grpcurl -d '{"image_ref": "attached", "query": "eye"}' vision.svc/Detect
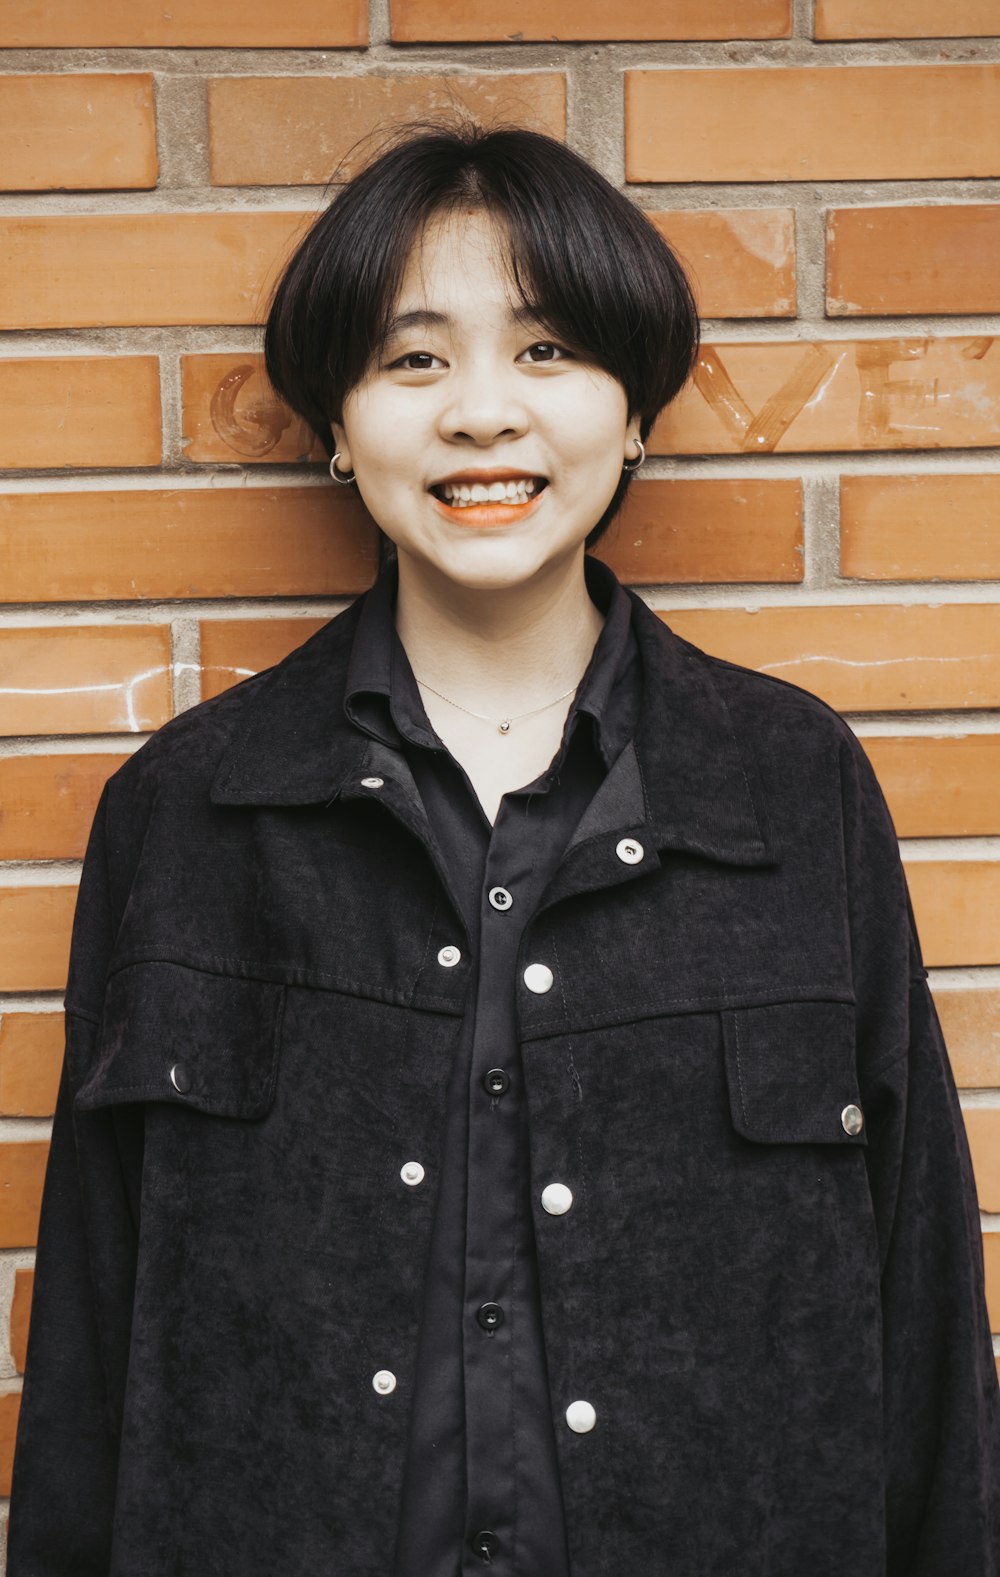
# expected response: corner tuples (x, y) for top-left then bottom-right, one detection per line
(517, 341), (568, 364)
(389, 351), (444, 371)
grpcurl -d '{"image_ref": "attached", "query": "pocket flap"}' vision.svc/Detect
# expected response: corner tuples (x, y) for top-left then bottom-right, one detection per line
(74, 960), (284, 1119)
(720, 999), (866, 1146)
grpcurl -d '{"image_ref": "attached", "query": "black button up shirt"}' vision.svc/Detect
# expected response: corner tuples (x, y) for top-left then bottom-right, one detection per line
(344, 554), (643, 1575)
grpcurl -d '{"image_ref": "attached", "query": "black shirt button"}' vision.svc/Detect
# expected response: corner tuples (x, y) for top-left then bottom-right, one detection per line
(476, 1301), (504, 1332)
(169, 1062), (191, 1093)
(483, 1067), (510, 1097)
(472, 1529), (499, 1562)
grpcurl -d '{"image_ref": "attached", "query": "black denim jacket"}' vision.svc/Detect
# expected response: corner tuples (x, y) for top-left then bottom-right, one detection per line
(8, 562), (999, 1576)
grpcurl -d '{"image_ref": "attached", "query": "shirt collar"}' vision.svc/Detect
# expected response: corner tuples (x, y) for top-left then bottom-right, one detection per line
(344, 555), (637, 771)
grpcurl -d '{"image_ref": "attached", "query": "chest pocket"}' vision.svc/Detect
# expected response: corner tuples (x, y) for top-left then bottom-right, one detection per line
(720, 998), (867, 1147)
(73, 959), (284, 1120)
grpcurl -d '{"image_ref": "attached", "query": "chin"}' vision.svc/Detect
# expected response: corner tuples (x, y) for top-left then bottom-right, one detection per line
(429, 538), (577, 591)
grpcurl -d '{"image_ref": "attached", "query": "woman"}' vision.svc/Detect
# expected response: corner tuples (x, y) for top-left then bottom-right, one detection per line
(9, 124), (998, 1576)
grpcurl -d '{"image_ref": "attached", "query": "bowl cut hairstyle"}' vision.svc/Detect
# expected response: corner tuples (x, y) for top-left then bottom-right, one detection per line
(263, 121), (700, 551)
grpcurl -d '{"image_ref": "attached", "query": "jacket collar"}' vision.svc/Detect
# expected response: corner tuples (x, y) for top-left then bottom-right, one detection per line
(210, 562), (776, 867)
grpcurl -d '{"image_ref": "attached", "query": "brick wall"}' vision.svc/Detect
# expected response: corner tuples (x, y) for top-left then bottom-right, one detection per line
(1, 0), (999, 1544)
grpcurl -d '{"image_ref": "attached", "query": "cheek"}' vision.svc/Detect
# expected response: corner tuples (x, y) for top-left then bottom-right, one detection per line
(552, 398), (628, 487)
(352, 393), (431, 485)
(550, 374), (627, 453)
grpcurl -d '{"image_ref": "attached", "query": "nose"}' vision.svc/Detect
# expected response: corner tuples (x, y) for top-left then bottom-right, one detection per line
(439, 358), (529, 448)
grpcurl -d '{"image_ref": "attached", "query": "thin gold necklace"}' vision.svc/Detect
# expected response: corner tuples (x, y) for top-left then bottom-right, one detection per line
(415, 676), (579, 735)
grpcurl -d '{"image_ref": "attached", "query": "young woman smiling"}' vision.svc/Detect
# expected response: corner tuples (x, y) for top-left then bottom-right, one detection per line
(8, 124), (998, 1577)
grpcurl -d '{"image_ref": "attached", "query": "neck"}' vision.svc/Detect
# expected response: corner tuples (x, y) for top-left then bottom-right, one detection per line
(392, 548), (605, 713)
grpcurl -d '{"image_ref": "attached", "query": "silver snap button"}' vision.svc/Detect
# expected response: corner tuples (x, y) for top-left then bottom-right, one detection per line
(566, 1399), (596, 1433)
(488, 886), (513, 912)
(841, 1103), (864, 1136)
(541, 1182), (573, 1216)
(360, 776), (384, 789)
(169, 1062), (191, 1093)
(523, 962), (554, 994)
(400, 1161), (425, 1187)
(437, 945), (461, 968)
(615, 837), (644, 865)
(372, 1370), (396, 1394)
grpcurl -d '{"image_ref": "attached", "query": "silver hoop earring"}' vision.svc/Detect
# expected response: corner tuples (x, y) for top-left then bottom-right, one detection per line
(622, 438), (645, 474)
(329, 453), (356, 485)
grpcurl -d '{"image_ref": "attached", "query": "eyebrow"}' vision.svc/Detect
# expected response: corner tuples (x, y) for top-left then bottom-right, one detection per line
(384, 304), (545, 338)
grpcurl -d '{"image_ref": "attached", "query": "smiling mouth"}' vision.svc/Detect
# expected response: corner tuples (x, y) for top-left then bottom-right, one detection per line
(429, 477), (548, 509)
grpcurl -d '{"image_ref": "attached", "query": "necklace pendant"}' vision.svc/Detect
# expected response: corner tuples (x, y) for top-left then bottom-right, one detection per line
(498, 718), (511, 735)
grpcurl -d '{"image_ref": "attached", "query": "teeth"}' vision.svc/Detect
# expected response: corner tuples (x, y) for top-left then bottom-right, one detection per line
(439, 478), (541, 507)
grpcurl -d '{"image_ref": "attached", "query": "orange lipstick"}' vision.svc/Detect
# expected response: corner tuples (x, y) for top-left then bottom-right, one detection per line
(429, 489), (547, 528)
(428, 468), (548, 529)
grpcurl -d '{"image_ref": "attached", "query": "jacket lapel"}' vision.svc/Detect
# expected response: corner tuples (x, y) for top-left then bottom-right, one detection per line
(210, 596), (372, 808)
(625, 588), (777, 867)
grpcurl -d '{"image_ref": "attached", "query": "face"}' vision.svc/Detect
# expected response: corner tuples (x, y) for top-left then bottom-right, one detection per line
(331, 208), (641, 593)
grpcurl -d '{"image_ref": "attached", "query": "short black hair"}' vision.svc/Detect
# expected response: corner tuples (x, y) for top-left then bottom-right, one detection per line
(263, 120), (699, 552)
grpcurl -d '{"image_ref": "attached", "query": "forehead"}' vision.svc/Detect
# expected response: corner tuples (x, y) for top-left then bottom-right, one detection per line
(395, 207), (519, 310)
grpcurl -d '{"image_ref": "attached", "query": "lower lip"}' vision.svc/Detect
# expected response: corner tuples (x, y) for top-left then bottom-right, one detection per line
(429, 488), (547, 528)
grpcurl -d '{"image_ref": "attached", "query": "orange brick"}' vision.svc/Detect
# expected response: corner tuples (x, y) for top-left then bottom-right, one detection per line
(964, 1109), (1000, 1209)
(391, 0), (790, 42)
(0, 1012), (63, 1118)
(209, 74), (566, 187)
(200, 618), (329, 701)
(651, 337), (1000, 456)
(0, 73), (156, 192)
(816, 0), (1000, 39)
(905, 862), (1000, 968)
(985, 1236), (1000, 1334)
(828, 206), (1000, 317)
(594, 478), (803, 585)
(0, 0), (365, 45)
(0, 357), (161, 470)
(0, 1139), (50, 1246)
(0, 626), (172, 736)
(861, 735), (1000, 839)
(651, 210), (796, 319)
(0, 754), (129, 861)
(931, 987), (1000, 1089)
(11, 1270), (33, 1373)
(659, 603), (1000, 712)
(0, 1392), (20, 1498)
(0, 212), (319, 330)
(0, 487), (378, 602)
(181, 355), (326, 466)
(626, 67), (1000, 183)
(0, 888), (76, 993)
(841, 475), (1000, 581)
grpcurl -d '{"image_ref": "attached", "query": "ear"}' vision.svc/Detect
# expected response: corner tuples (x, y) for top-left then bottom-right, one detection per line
(329, 421), (351, 472)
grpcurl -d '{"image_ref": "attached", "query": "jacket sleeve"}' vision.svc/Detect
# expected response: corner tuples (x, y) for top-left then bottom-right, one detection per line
(840, 733), (1000, 1575)
(7, 781), (143, 1577)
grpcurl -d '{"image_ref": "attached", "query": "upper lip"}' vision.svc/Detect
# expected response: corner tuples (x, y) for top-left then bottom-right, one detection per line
(430, 467), (546, 488)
